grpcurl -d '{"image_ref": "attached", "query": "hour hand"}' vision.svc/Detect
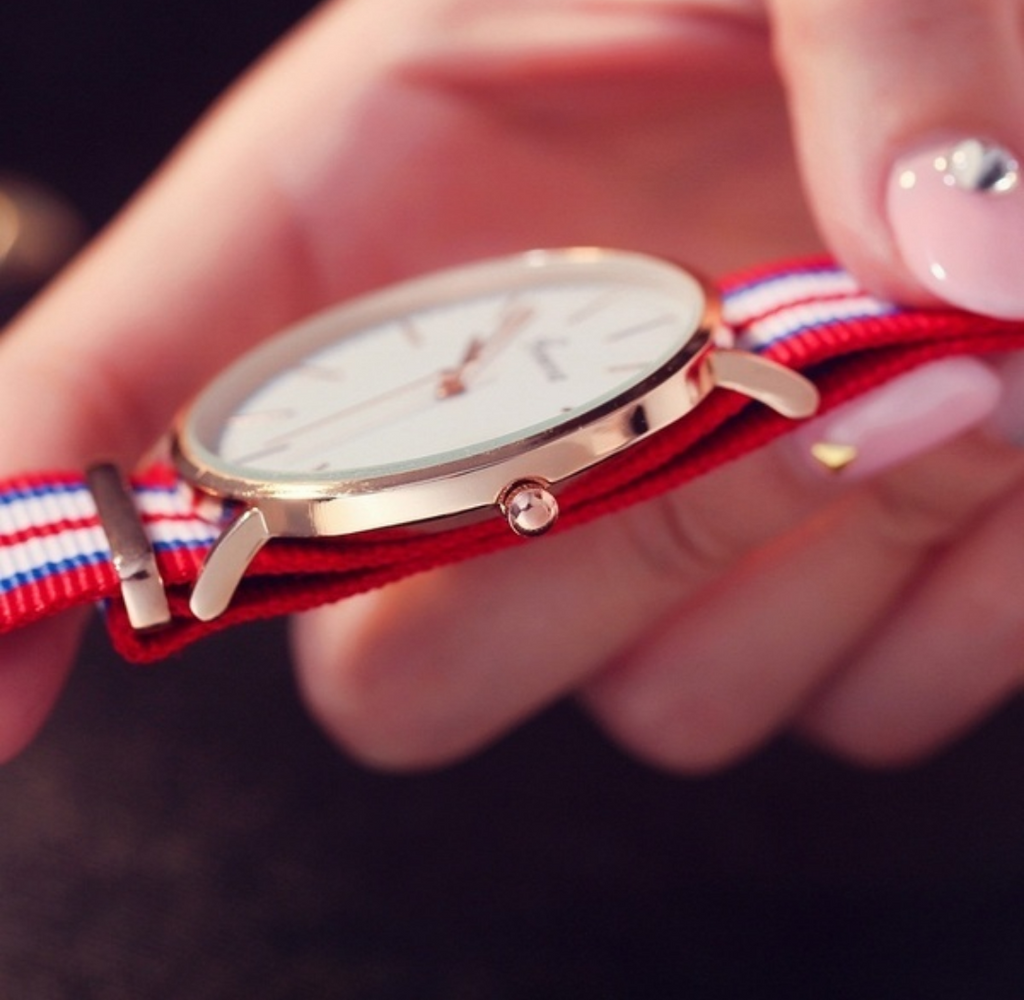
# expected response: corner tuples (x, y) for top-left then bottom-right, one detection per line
(436, 303), (535, 398)
(436, 337), (484, 399)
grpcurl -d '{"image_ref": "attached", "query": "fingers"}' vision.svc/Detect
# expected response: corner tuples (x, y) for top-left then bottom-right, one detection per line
(797, 473), (1024, 767)
(581, 430), (1024, 772)
(0, 618), (83, 762)
(291, 359), (1016, 771)
(291, 442), (826, 771)
(768, 0), (1024, 317)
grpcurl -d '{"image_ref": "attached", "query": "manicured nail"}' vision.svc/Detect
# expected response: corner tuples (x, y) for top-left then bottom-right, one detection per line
(887, 138), (1024, 319)
(792, 357), (1002, 481)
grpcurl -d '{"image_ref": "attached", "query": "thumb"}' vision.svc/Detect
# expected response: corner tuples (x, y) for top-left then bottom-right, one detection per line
(770, 0), (1024, 318)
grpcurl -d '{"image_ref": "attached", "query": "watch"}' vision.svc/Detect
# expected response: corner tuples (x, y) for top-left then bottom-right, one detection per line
(2, 247), (1023, 662)
(175, 247), (817, 619)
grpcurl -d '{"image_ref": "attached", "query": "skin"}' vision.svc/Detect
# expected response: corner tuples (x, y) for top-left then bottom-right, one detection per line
(1, 0), (1024, 768)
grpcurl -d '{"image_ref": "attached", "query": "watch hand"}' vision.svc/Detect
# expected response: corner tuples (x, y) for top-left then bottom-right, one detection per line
(249, 369), (441, 454)
(437, 302), (535, 398)
(234, 306), (536, 466)
(436, 335), (484, 399)
(261, 308), (540, 467)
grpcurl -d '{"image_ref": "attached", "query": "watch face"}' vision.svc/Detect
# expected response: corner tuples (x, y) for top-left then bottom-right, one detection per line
(176, 248), (713, 493)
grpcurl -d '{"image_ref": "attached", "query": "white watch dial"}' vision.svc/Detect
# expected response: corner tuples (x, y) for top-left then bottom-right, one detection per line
(181, 249), (711, 484)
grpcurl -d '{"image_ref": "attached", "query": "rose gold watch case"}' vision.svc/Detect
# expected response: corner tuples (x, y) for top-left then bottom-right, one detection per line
(171, 247), (818, 620)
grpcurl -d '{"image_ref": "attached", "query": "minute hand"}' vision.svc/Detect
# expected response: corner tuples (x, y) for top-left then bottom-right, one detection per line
(261, 369), (440, 450)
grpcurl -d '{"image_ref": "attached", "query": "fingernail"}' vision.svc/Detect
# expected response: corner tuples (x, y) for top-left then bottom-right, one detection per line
(887, 138), (1024, 319)
(791, 357), (1002, 481)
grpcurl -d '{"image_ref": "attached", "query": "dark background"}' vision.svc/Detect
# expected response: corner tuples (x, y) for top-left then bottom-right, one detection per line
(2, 3), (1024, 996)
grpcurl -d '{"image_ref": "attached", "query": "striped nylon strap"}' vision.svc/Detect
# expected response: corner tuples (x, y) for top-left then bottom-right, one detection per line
(2, 257), (1023, 663)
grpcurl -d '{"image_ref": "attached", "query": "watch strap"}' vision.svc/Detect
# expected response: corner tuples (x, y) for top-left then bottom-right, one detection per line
(3, 257), (1023, 662)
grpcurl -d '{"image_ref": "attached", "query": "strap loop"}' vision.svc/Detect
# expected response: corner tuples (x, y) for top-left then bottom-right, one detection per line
(85, 463), (171, 631)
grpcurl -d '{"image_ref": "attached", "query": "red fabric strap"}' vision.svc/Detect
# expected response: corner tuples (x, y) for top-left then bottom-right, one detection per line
(1, 257), (1022, 662)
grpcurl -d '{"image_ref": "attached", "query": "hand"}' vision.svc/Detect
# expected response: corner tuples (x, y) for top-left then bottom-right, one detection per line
(2, 0), (1024, 769)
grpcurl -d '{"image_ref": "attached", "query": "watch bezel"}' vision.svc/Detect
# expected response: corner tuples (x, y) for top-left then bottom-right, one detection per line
(172, 247), (720, 538)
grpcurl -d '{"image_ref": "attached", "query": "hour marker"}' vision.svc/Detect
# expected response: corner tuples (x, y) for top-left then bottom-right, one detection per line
(604, 314), (675, 342)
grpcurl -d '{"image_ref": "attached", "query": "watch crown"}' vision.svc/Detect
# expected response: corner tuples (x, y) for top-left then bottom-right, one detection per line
(500, 480), (560, 537)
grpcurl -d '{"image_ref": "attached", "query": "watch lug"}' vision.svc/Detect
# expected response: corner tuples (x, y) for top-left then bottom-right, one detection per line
(190, 507), (271, 622)
(709, 349), (820, 419)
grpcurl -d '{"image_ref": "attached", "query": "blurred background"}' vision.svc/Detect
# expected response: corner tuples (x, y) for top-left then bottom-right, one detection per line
(1, 2), (1023, 996)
